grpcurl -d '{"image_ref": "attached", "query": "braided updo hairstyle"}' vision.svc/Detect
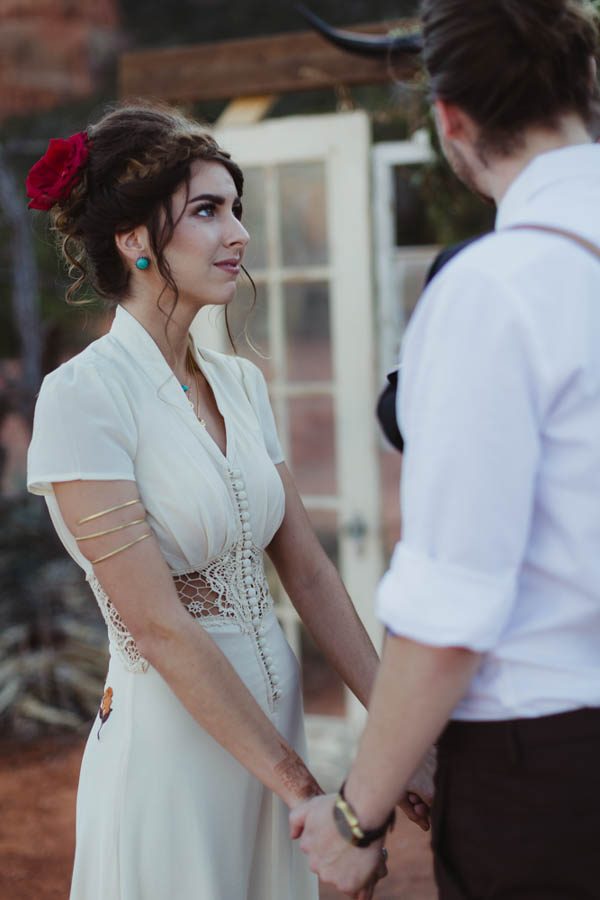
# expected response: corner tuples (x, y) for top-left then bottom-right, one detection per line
(421, 0), (600, 156)
(52, 102), (244, 307)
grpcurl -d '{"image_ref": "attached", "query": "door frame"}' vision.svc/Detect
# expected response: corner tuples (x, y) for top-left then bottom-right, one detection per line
(194, 112), (384, 731)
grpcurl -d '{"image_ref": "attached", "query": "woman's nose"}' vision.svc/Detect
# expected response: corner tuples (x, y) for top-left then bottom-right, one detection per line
(227, 217), (250, 248)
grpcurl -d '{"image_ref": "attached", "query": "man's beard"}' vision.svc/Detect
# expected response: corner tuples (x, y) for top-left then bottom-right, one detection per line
(442, 137), (480, 194)
(441, 137), (495, 206)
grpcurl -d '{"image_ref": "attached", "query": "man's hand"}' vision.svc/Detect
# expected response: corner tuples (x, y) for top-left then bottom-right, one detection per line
(290, 793), (385, 897)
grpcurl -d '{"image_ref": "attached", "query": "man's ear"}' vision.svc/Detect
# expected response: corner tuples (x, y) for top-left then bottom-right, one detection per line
(114, 227), (149, 265)
(434, 98), (477, 144)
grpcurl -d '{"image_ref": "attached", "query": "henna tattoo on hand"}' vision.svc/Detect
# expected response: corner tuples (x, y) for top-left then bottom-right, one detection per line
(275, 742), (323, 802)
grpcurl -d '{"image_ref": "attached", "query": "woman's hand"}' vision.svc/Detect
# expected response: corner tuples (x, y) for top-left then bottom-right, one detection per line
(290, 794), (385, 897)
(356, 848), (389, 899)
(397, 744), (436, 831)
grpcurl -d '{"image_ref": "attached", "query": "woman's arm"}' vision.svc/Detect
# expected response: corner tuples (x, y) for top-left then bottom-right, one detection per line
(53, 478), (322, 809)
(266, 464), (379, 710)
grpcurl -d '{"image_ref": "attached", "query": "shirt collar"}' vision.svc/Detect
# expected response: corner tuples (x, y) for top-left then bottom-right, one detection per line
(495, 143), (600, 230)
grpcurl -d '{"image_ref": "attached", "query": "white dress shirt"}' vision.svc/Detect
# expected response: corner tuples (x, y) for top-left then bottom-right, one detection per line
(376, 144), (600, 720)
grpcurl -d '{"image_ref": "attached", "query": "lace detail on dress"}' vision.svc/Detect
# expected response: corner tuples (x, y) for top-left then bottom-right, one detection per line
(173, 544), (272, 629)
(87, 571), (149, 674)
(85, 466), (281, 706)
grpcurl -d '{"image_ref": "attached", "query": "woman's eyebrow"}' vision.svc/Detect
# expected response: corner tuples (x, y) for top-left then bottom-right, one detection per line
(187, 193), (242, 207)
(187, 193), (225, 205)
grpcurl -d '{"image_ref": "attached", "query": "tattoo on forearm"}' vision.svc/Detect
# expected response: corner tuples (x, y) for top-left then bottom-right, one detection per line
(275, 743), (323, 800)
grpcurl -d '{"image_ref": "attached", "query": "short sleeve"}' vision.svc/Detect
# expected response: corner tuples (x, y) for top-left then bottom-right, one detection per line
(237, 358), (284, 464)
(27, 360), (137, 496)
(376, 264), (542, 652)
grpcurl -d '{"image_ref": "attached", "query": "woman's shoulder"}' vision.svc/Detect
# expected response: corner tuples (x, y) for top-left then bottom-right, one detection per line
(39, 334), (129, 401)
(43, 334), (128, 386)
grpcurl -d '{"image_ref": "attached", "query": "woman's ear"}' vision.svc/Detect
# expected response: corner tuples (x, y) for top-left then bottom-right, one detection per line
(114, 227), (150, 266)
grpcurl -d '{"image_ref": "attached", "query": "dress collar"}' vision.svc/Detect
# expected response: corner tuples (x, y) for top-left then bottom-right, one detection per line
(496, 143), (600, 230)
(109, 304), (177, 393)
(108, 304), (232, 464)
(109, 303), (204, 397)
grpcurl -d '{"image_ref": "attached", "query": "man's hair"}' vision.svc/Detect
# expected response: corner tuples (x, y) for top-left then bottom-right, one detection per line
(421, 0), (600, 155)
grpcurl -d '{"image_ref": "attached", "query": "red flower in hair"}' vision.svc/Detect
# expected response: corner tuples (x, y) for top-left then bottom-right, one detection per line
(25, 132), (90, 211)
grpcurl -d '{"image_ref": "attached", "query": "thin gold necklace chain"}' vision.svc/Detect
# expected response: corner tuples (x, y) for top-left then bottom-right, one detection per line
(184, 347), (207, 428)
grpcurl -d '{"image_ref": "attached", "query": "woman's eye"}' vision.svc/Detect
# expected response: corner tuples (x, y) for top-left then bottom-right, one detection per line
(195, 203), (215, 218)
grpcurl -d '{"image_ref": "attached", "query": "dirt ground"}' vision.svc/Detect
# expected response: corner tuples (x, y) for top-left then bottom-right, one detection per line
(0, 733), (436, 900)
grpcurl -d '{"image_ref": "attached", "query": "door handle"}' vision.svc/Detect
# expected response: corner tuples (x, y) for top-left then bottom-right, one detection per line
(341, 514), (368, 553)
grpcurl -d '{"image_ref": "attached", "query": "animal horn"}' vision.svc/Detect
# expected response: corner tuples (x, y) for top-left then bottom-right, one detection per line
(296, 3), (423, 57)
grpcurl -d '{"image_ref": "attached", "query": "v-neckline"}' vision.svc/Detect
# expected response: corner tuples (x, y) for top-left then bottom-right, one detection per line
(109, 308), (233, 466)
(187, 343), (231, 465)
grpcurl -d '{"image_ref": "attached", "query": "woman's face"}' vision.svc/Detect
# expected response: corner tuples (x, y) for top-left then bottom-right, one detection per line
(163, 159), (249, 309)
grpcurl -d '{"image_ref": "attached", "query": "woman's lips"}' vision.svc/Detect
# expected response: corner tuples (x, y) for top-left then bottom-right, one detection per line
(214, 259), (241, 275)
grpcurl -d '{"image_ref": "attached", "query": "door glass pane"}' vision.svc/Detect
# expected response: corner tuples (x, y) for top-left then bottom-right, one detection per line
(241, 167), (267, 270)
(228, 282), (272, 379)
(284, 281), (332, 382)
(302, 626), (345, 715)
(379, 447), (402, 560)
(279, 162), (328, 267)
(395, 249), (438, 325)
(393, 164), (437, 247)
(392, 162), (494, 248)
(308, 507), (339, 567)
(301, 509), (345, 715)
(288, 395), (337, 495)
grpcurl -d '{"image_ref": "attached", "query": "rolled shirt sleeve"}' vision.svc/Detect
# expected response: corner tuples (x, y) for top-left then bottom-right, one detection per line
(376, 262), (542, 651)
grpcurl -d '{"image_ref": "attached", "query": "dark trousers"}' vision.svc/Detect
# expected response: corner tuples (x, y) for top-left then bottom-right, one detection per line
(431, 706), (600, 899)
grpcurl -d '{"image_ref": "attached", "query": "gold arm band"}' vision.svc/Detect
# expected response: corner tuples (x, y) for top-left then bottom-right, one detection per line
(76, 518), (147, 542)
(78, 498), (142, 525)
(91, 532), (152, 564)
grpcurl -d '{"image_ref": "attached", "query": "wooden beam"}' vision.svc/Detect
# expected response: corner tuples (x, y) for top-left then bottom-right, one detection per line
(216, 95), (278, 127)
(119, 21), (419, 103)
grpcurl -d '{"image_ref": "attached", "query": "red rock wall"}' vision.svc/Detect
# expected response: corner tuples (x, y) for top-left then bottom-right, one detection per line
(0, 0), (120, 120)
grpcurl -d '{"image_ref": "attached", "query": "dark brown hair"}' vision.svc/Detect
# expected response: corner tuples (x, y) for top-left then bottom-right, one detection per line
(421, 0), (600, 155)
(52, 102), (244, 314)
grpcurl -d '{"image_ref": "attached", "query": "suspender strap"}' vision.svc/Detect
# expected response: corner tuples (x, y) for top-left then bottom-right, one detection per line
(509, 224), (600, 262)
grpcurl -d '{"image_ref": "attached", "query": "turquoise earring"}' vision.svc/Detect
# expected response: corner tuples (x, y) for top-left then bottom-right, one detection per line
(135, 256), (150, 270)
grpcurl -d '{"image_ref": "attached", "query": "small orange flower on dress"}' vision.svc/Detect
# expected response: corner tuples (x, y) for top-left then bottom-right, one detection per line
(97, 686), (114, 740)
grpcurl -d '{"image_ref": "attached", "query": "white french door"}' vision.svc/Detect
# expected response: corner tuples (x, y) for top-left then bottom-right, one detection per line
(194, 112), (383, 737)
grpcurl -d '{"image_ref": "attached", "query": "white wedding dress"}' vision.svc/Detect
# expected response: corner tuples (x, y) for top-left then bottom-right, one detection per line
(27, 305), (318, 900)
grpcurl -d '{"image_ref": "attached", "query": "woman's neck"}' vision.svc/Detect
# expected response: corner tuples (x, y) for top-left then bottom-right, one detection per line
(120, 293), (197, 383)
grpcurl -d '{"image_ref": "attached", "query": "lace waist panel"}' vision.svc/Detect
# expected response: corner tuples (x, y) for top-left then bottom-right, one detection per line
(86, 542), (274, 673)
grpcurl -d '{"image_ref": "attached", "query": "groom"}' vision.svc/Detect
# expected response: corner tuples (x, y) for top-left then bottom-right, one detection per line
(291, 1), (600, 896)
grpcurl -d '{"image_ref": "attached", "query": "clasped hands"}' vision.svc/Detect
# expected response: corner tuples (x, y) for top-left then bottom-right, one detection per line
(289, 747), (436, 898)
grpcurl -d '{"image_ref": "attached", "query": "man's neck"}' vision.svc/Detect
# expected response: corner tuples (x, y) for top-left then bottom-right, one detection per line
(482, 114), (593, 205)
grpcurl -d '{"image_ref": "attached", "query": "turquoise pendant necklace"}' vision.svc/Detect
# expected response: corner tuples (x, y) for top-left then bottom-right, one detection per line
(181, 349), (207, 428)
